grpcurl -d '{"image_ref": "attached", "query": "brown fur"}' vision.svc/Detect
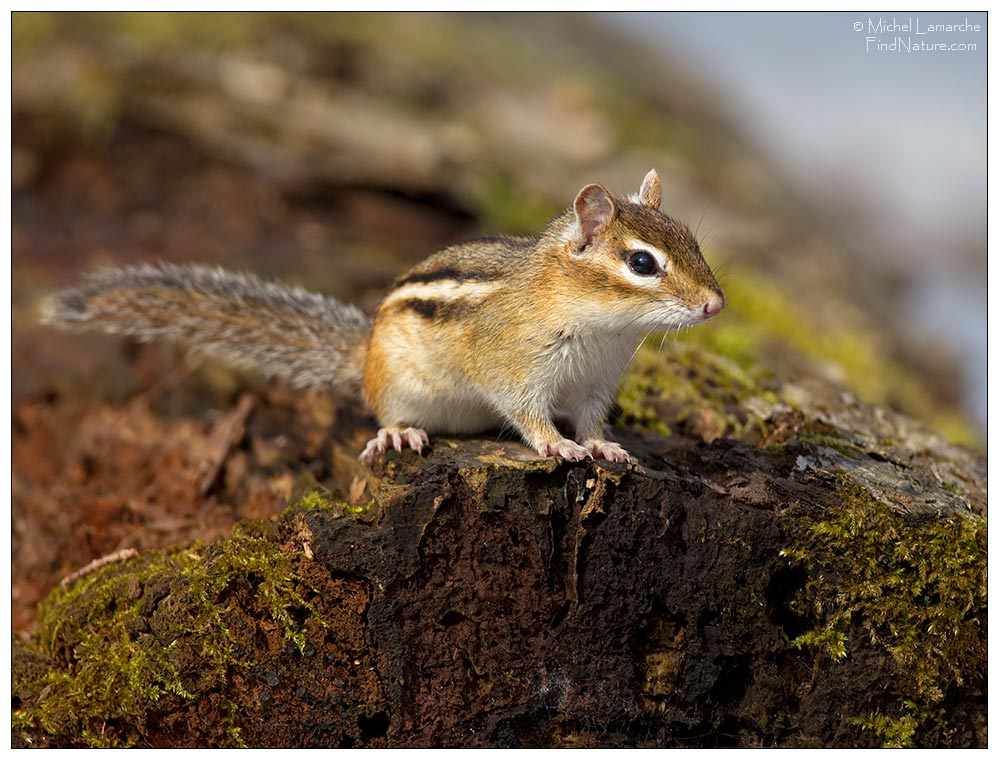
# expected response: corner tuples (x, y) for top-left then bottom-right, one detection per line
(363, 177), (724, 441)
(45, 171), (724, 462)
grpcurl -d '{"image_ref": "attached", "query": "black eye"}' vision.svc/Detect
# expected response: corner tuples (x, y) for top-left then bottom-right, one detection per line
(627, 250), (658, 276)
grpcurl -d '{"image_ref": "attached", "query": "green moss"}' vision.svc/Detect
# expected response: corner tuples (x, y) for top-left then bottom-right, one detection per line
(14, 524), (327, 747)
(785, 483), (986, 747)
(850, 710), (920, 749)
(941, 480), (965, 498)
(293, 488), (374, 517)
(690, 323), (760, 371)
(617, 336), (772, 441)
(616, 356), (672, 438)
(296, 489), (338, 511)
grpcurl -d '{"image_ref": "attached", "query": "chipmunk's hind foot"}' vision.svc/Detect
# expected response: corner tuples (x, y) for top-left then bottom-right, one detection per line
(537, 438), (590, 462)
(359, 426), (430, 464)
(579, 438), (633, 463)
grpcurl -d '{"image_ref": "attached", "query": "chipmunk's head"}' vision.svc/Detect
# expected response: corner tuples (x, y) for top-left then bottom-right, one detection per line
(557, 169), (725, 332)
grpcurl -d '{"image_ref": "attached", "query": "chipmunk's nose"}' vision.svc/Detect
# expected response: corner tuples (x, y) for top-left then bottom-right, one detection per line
(702, 292), (726, 318)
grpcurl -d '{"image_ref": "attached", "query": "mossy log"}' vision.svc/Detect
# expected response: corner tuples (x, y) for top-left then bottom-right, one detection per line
(12, 404), (985, 748)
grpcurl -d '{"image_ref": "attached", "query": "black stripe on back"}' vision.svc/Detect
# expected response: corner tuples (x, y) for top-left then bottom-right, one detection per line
(397, 298), (467, 321)
(394, 267), (497, 288)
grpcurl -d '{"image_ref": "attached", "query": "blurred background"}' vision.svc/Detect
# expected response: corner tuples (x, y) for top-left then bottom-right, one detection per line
(11, 11), (985, 439)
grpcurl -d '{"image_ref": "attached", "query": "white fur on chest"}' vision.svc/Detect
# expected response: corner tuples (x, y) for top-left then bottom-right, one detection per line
(542, 328), (644, 410)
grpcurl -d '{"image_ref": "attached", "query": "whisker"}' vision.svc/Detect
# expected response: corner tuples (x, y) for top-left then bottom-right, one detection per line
(654, 330), (668, 371)
(695, 201), (712, 238)
(702, 219), (720, 244)
(626, 333), (649, 368)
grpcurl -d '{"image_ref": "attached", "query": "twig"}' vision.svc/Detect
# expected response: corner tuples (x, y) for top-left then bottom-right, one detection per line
(197, 393), (256, 496)
(60, 548), (139, 587)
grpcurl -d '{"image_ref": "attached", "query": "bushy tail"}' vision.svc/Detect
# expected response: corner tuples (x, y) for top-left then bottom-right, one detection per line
(42, 263), (372, 398)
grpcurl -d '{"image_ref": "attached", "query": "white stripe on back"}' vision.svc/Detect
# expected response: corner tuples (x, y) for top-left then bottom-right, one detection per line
(383, 280), (502, 306)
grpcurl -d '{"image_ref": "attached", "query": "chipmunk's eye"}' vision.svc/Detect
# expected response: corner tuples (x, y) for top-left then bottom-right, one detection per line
(627, 250), (659, 276)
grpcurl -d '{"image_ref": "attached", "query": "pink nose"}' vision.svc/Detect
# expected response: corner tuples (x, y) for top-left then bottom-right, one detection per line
(703, 294), (725, 318)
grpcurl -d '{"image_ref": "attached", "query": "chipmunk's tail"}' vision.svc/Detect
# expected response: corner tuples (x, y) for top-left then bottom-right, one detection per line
(42, 263), (372, 398)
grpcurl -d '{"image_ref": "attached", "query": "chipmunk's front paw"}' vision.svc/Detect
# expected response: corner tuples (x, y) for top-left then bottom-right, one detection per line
(537, 438), (590, 462)
(359, 426), (430, 464)
(579, 438), (633, 463)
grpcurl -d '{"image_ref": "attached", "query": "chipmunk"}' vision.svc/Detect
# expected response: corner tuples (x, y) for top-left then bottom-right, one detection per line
(43, 169), (725, 464)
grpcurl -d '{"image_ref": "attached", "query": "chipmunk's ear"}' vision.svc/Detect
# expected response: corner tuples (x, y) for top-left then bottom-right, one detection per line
(638, 169), (661, 209)
(573, 183), (617, 252)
